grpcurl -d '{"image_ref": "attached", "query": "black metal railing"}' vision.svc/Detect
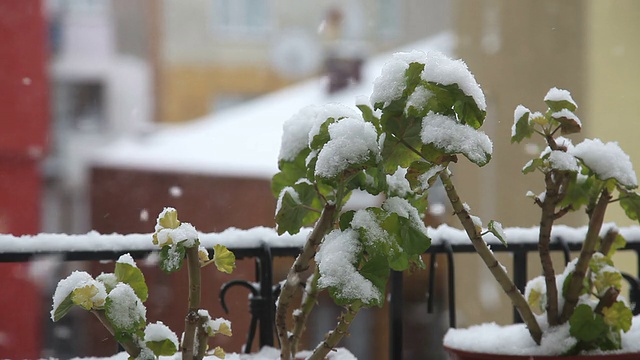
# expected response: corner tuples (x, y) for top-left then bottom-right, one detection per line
(2, 229), (640, 360)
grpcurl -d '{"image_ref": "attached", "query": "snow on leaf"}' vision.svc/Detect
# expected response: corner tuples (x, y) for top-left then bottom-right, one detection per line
(570, 138), (638, 189)
(144, 321), (179, 357)
(544, 87), (577, 112)
(420, 112), (492, 166)
(105, 283), (146, 335)
(115, 254), (148, 302)
(314, 116), (380, 178)
(315, 229), (382, 305)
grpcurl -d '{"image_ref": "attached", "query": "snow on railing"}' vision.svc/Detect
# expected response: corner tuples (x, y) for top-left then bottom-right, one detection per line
(2, 224), (640, 255)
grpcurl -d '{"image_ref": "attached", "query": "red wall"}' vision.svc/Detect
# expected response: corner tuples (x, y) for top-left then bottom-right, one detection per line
(0, 1), (49, 358)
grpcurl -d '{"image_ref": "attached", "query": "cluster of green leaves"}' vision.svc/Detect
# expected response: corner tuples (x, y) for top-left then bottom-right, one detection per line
(515, 91), (638, 352)
(567, 248), (633, 353)
(52, 256), (178, 359)
(52, 208), (237, 359)
(273, 57), (491, 308)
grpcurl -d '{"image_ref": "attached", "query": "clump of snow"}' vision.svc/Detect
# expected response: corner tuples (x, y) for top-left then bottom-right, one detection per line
(405, 85), (433, 112)
(315, 229), (381, 304)
(154, 222), (199, 248)
(548, 150), (579, 172)
(445, 314), (640, 356)
(420, 112), (493, 164)
(420, 50), (486, 111)
(198, 309), (232, 336)
(371, 50), (486, 111)
(278, 104), (360, 162)
(105, 283), (146, 330)
(351, 209), (390, 250)
(370, 50), (426, 107)
(544, 87), (577, 109)
(144, 321), (179, 348)
(315, 116), (380, 178)
(570, 138), (638, 188)
(386, 166), (411, 197)
(116, 253), (136, 267)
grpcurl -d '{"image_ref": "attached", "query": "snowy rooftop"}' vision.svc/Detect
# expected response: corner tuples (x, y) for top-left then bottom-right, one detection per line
(89, 33), (454, 179)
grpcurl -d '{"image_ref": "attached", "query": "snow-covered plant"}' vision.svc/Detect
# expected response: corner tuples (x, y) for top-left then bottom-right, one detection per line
(272, 50), (489, 359)
(274, 48), (640, 357)
(51, 208), (236, 359)
(513, 91), (638, 354)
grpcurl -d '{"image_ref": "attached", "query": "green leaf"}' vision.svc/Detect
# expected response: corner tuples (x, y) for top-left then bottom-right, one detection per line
(406, 160), (445, 191)
(159, 243), (186, 273)
(620, 192), (640, 224)
(602, 301), (633, 332)
(420, 143), (456, 165)
(146, 339), (178, 357)
(398, 217), (431, 257)
(357, 255), (390, 307)
(213, 244), (236, 274)
(522, 158), (545, 174)
(271, 153), (309, 198)
(545, 98), (577, 113)
(339, 211), (356, 231)
(569, 304), (607, 343)
(357, 103), (380, 129)
(558, 173), (598, 211)
(52, 292), (74, 322)
(105, 286), (146, 341)
(593, 271), (623, 296)
(424, 82), (486, 129)
(488, 220), (507, 246)
(275, 182), (321, 235)
(309, 117), (336, 151)
(511, 106), (533, 143)
(115, 262), (148, 302)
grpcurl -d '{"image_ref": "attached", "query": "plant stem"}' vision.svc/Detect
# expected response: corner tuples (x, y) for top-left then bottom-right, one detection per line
(276, 203), (337, 360)
(439, 171), (543, 344)
(290, 268), (321, 356)
(195, 317), (208, 359)
(182, 244), (202, 360)
(91, 309), (141, 358)
(538, 171), (563, 326)
(308, 302), (362, 360)
(559, 189), (611, 323)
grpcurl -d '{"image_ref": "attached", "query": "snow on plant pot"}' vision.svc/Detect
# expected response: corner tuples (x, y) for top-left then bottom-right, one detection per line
(440, 87), (640, 357)
(271, 50), (490, 359)
(51, 208), (236, 360)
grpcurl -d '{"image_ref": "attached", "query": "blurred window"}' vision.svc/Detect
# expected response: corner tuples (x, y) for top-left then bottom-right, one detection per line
(211, 0), (271, 37)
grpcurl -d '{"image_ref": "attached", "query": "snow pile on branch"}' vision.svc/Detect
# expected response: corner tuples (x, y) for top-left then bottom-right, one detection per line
(571, 138), (638, 188)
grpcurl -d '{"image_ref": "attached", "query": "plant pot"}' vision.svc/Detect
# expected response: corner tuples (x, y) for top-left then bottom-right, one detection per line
(444, 346), (640, 360)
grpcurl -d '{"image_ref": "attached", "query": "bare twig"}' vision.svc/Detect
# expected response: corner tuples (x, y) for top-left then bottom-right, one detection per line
(290, 269), (320, 356)
(559, 189), (612, 323)
(182, 245), (202, 360)
(276, 204), (337, 360)
(440, 171), (543, 344)
(308, 302), (362, 360)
